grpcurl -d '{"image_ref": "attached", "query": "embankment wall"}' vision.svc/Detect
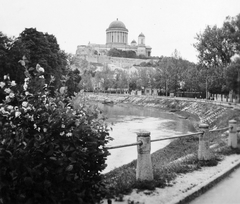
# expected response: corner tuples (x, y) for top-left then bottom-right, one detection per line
(87, 93), (240, 129)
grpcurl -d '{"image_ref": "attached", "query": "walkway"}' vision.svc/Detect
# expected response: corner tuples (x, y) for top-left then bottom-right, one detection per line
(188, 166), (240, 204)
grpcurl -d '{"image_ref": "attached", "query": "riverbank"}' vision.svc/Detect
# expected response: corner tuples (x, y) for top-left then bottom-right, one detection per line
(86, 94), (240, 203)
(87, 93), (240, 129)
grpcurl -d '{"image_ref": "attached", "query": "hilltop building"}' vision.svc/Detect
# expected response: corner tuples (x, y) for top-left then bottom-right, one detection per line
(76, 19), (152, 58)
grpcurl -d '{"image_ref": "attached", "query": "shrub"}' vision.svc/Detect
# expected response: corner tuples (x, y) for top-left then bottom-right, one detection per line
(0, 57), (111, 203)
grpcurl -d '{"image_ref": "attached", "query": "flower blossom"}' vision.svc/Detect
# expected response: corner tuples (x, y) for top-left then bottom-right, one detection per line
(5, 96), (10, 103)
(23, 83), (28, 90)
(4, 88), (11, 94)
(9, 93), (15, 98)
(15, 111), (21, 118)
(66, 132), (72, 137)
(22, 101), (28, 107)
(38, 67), (45, 73)
(7, 105), (13, 110)
(0, 82), (5, 88)
(11, 81), (16, 86)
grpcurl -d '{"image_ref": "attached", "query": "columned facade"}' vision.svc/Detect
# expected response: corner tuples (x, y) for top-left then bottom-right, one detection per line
(106, 19), (128, 46)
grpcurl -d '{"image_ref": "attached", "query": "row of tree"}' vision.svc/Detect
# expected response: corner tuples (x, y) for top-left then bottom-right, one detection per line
(77, 50), (203, 96)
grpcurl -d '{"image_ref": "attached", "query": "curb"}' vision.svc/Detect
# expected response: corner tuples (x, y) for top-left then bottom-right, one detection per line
(170, 157), (240, 204)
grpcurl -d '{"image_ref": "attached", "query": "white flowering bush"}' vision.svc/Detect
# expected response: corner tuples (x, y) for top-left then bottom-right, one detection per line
(0, 58), (111, 203)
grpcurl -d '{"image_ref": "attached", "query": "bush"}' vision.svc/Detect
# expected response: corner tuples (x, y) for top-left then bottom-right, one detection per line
(0, 58), (111, 203)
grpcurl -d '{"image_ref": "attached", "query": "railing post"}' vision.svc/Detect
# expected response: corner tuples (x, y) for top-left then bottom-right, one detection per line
(228, 119), (237, 148)
(237, 127), (240, 149)
(136, 131), (153, 181)
(198, 123), (212, 160)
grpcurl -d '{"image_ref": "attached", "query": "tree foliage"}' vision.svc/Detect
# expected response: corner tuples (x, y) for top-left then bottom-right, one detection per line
(0, 28), (68, 93)
(107, 48), (137, 58)
(194, 13), (240, 95)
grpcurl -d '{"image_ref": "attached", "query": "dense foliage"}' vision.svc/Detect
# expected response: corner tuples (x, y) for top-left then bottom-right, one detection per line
(0, 28), (82, 101)
(0, 57), (111, 203)
(107, 48), (137, 58)
(194, 13), (240, 95)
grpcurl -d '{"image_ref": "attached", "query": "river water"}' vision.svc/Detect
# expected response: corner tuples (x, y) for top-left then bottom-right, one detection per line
(97, 103), (196, 173)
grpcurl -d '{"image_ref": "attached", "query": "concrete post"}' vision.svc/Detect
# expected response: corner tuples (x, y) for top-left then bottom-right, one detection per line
(198, 123), (212, 160)
(136, 131), (153, 181)
(237, 127), (240, 149)
(228, 119), (237, 148)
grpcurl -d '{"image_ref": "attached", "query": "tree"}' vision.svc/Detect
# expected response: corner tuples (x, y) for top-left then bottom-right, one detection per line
(194, 14), (240, 96)
(10, 28), (68, 90)
(223, 14), (240, 54)
(0, 32), (12, 78)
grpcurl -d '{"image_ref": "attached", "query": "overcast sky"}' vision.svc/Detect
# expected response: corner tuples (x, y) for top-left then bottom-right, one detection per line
(0, 0), (240, 63)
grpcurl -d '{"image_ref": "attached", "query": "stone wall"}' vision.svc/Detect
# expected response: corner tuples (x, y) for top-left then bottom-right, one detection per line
(86, 55), (153, 68)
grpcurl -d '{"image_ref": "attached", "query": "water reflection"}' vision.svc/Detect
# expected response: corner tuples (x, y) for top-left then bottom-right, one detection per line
(97, 103), (195, 173)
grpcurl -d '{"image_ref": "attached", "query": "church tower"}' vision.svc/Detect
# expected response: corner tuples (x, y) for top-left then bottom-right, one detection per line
(138, 33), (145, 45)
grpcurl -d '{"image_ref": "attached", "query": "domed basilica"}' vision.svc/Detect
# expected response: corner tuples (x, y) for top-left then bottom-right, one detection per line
(77, 19), (152, 57)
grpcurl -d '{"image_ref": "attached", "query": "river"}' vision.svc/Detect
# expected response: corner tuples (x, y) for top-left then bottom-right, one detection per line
(97, 103), (196, 173)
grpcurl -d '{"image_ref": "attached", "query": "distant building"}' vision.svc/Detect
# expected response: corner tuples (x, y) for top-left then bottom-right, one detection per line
(76, 19), (152, 57)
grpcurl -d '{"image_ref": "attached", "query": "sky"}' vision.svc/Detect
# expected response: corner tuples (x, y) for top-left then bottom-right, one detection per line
(0, 0), (240, 63)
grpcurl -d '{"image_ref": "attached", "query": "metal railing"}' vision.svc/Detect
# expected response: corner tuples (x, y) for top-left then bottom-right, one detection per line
(105, 120), (237, 181)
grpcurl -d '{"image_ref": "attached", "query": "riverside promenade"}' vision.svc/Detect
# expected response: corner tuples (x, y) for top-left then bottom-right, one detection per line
(189, 166), (240, 204)
(102, 154), (240, 204)
(100, 94), (240, 204)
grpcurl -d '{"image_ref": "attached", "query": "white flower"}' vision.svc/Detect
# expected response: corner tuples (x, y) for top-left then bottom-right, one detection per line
(15, 111), (21, 118)
(61, 124), (65, 128)
(4, 88), (11, 94)
(0, 82), (5, 88)
(43, 128), (47, 132)
(39, 75), (44, 79)
(3, 75), (8, 80)
(34, 124), (37, 129)
(37, 127), (41, 132)
(25, 91), (30, 96)
(23, 83), (28, 90)
(30, 115), (34, 121)
(22, 101), (28, 107)
(9, 93), (15, 98)
(7, 105), (13, 110)
(60, 131), (65, 136)
(18, 59), (25, 66)
(24, 78), (30, 82)
(66, 132), (72, 137)
(11, 81), (16, 86)
(38, 67), (45, 73)
(5, 96), (10, 102)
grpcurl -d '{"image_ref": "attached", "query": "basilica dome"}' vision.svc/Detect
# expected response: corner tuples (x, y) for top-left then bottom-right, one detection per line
(107, 19), (128, 31)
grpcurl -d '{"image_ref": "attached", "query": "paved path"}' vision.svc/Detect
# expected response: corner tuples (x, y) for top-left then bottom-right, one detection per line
(188, 167), (240, 204)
